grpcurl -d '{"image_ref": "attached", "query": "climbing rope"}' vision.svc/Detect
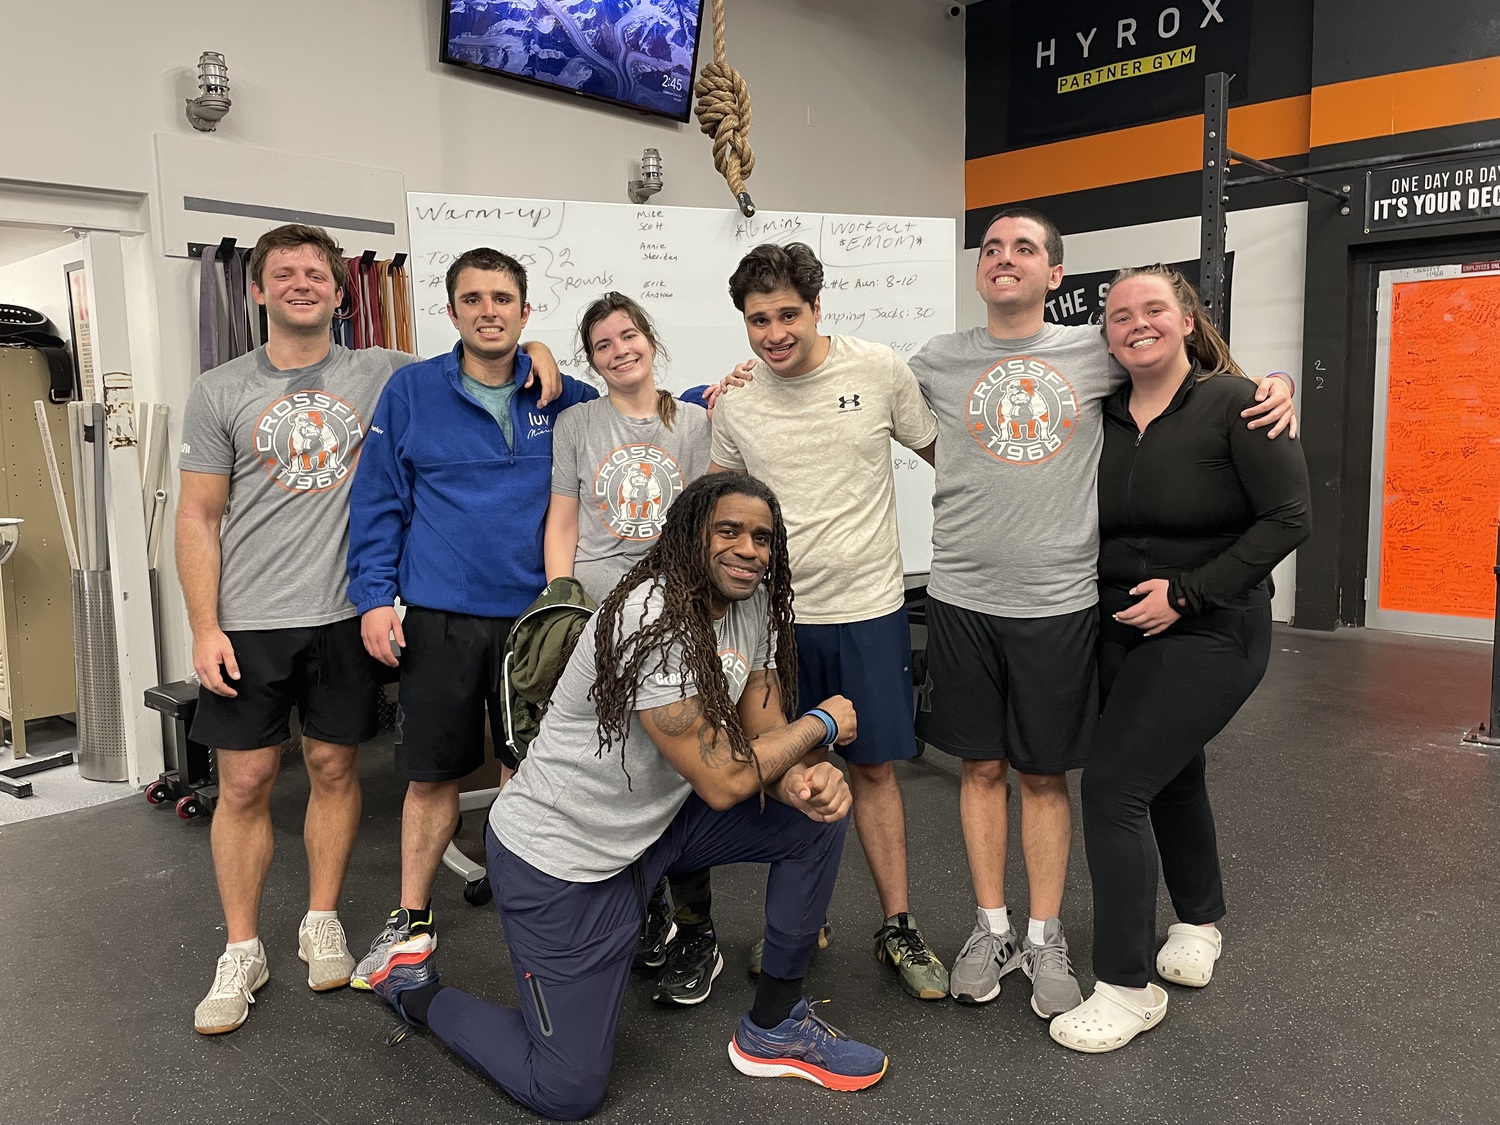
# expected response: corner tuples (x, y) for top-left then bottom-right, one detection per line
(693, 0), (756, 216)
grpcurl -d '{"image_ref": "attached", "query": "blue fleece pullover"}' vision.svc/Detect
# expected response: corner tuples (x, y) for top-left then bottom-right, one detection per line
(347, 345), (597, 618)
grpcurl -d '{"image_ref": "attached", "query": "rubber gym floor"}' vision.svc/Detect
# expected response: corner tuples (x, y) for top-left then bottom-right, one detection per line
(2, 623), (1495, 1125)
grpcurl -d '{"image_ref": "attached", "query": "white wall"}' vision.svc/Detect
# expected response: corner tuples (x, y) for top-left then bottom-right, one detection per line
(0, 0), (968, 677)
(0, 241), (85, 347)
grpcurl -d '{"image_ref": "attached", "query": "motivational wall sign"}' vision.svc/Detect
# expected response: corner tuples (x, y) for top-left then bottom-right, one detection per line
(1366, 153), (1500, 232)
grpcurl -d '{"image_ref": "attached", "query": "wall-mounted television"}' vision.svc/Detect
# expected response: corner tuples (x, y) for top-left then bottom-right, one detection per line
(441, 1), (705, 123)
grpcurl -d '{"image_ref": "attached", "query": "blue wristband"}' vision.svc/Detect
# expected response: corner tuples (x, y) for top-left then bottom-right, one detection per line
(804, 708), (838, 747)
(1269, 370), (1295, 395)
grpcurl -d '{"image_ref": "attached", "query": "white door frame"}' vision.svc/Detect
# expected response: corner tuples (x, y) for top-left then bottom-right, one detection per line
(0, 179), (165, 783)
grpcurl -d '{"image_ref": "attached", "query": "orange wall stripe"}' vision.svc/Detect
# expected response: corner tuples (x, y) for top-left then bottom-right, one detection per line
(966, 54), (1500, 211)
(1310, 55), (1500, 148)
(965, 96), (1310, 209)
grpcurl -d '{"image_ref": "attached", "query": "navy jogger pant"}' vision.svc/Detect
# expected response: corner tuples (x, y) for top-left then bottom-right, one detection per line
(426, 793), (849, 1120)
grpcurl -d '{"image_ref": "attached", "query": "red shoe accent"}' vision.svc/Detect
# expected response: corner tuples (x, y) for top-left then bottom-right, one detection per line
(728, 1038), (889, 1092)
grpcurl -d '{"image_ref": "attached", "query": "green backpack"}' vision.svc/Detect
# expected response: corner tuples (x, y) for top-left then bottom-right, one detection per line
(502, 576), (597, 763)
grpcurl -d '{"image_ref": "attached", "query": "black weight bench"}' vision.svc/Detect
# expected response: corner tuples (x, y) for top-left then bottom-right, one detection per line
(143, 681), (216, 819)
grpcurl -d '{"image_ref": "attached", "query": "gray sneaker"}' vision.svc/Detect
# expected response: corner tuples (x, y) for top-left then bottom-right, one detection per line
(949, 909), (1022, 1004)
(194, 946), (270, 1035)
(1021, 917), (1082, 1017)
(352, 908), (434, 991)
(298, 915), (355, 991)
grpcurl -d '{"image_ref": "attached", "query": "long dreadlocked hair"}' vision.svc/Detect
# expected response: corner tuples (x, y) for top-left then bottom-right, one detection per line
(591, 471), (798, 786)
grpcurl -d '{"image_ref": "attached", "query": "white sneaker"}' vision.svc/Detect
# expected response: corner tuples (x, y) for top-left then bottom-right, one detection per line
(194, 946), (270, 1035)
(298, 916), (355, 991)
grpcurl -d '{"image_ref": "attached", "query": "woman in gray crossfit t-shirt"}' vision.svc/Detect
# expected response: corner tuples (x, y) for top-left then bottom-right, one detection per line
(541, 290), (716, 1007)
(543, 292), (710, 604)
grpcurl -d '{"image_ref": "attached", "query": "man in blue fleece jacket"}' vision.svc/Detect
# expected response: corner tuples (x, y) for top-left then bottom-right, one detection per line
(346, 247), (597, 981)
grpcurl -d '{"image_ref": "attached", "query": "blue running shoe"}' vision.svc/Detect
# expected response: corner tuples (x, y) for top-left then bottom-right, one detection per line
(369, 933), (438, 1031)
(728, 999), (888, 1091)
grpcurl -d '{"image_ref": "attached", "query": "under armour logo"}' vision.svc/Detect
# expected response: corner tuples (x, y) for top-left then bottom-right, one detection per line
(838, 394), (861, 410)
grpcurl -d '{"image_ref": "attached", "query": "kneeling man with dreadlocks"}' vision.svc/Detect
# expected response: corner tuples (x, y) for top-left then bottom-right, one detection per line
(367, 470), (888, 1119)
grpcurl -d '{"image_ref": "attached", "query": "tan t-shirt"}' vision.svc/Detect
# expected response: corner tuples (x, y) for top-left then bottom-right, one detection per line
(711, 334), (938, 624)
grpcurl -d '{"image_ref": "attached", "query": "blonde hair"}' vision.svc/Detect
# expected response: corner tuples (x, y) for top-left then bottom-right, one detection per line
(577, 291), (677, 429)
(1105, 264), (1248, 380)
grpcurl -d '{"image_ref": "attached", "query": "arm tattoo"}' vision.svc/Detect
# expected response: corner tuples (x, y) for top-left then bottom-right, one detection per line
(696, 721), (729, 768)
(646, 697), (731, 769)
(649, 697), (701, 737)
(752, 718), (822, 783)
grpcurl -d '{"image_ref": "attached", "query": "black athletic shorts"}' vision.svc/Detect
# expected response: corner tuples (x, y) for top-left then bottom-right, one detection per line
(190, 616), (383, 751)
(394, 605), (518, 783)
(915, 597), (1097, 774)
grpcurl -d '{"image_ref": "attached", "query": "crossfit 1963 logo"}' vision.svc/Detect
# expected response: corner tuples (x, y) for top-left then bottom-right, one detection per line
(967, 356), (1079, 465)
(593, 444), (685, 541)
(254, 390), (364, 493)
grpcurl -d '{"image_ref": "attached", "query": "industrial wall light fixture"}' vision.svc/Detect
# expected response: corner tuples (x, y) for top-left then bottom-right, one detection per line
(185, 52), (232, 132)
(628, 148), (664, 204)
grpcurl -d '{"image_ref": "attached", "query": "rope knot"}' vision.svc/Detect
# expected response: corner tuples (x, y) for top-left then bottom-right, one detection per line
(694, 63), (754, 189)
(694, 0), (754, 215)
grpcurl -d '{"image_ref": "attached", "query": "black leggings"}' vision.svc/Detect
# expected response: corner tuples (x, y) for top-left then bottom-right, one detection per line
(1082, 586), (1272, 987)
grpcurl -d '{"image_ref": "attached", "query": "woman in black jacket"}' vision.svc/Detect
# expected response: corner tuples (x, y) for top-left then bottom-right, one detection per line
(1050, 264), (1311, 1054)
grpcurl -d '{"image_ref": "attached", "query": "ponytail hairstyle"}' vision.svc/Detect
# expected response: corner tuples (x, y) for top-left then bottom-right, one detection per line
(577, 291), (678, 429)
(1105, 264), (1249, 381)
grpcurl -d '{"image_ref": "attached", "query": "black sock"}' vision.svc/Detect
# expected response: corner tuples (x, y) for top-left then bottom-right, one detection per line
(750, 972), (803, 1029)
(676, 919), (715, 942)
(396, 906), (433, 929)
(669, 869), (712, 929)
(396, 982), (446, 1026)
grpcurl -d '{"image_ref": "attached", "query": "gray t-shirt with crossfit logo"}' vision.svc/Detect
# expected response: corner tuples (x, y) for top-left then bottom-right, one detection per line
(551, 397), (711, 604)
(494, 582), (773, 883)
(178, 344), (411, 631)
(909, 323), (1124, 619)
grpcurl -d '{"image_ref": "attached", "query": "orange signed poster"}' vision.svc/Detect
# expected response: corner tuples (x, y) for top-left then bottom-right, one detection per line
(1381, 273), (1500, 618)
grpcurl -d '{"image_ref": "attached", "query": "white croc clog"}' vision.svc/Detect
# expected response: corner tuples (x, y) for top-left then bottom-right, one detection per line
(1048, 981), (1168, 1054)
(1155, 923), (1223, 988)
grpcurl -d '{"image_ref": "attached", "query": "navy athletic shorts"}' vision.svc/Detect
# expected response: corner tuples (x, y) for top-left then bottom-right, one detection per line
(794, 606), (918, 766)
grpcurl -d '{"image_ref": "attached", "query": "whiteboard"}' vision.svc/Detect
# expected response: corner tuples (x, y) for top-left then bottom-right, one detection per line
(405, 192), (954, 573)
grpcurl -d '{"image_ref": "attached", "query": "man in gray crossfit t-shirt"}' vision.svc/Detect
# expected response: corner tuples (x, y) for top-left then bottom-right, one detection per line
(176, 223), (561, 1038)
(908, 207), (1295, 1018)
(177, 223), (414, 1038)
(360, 472), (887, 1117)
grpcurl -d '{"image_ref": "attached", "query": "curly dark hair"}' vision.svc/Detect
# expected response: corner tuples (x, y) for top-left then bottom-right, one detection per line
(591, 471), (798, 786)
(727, 242), (824, 310)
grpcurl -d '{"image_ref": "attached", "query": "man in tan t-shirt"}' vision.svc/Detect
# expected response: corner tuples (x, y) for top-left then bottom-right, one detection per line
(710, 242), (947, 1001)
